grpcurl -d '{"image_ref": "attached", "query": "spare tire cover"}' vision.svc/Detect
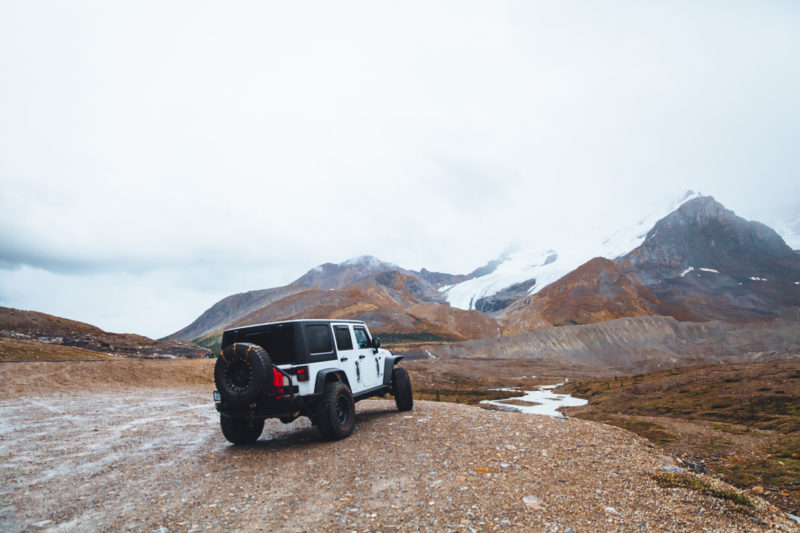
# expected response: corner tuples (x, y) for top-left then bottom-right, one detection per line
(214, 342), (272, 407)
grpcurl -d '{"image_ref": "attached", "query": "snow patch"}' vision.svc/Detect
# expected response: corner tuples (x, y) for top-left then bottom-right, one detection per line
(699, 267), (719, 273)
(680, 267), (695, 277)
(750, 276), (768, 282)
(424, 349), (437, 360)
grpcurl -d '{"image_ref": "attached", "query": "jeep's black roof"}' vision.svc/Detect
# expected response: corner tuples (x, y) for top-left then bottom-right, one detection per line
(223, 318), (366, 334)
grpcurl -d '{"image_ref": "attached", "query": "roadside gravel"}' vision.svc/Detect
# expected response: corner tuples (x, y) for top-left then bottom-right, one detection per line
(0, 388), (795, 532)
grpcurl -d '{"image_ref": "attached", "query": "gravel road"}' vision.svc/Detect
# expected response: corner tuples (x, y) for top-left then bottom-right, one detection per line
(0, 387), (795, 532)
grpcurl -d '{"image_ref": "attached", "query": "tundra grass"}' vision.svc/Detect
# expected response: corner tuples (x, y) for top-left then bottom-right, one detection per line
(563, 359), (800, 516)
(653, 472), (755, 515)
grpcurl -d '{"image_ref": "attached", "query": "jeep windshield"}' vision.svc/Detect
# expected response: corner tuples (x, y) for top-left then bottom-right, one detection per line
(223, 324), (297, 366)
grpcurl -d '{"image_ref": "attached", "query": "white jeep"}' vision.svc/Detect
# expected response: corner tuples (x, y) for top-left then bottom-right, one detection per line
(212, 319), (413, 444)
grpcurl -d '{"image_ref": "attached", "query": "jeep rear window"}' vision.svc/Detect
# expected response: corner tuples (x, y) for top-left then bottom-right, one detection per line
(305, 324), (333, 354)
(240, 325), (296, 365)
(333, 325), (353, 351)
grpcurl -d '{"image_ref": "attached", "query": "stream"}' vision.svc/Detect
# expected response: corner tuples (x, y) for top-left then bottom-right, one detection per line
(480, 383), (588, 417)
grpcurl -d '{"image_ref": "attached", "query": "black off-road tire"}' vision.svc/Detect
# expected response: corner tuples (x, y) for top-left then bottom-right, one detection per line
(214, 343), (272, 407)
(220, 415), (264, 445)
(315, 381), (355, 441)
(392, 366), (413, 411)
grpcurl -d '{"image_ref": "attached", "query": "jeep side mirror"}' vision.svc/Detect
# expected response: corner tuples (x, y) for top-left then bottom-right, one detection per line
(372, 337), (381, 351)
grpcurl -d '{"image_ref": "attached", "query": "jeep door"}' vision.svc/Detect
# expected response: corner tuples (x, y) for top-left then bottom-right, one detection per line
(332, 324), (364, 393)
(353, 325), (382, 389)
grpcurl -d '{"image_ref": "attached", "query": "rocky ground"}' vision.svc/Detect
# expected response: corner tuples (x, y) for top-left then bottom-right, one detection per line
(1, 361), (797, 532)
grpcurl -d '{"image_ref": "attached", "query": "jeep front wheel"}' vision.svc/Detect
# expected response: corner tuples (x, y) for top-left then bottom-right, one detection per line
(315, 381), (355, 441)
(392, 366), (413, 411)
(220, 415), (264, 445)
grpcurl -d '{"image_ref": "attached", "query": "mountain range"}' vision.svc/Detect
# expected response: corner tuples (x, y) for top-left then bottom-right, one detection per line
(167, 194), (800, 353)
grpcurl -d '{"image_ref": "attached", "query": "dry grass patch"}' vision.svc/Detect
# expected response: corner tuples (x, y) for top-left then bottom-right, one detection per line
(653, 472), (755, 515)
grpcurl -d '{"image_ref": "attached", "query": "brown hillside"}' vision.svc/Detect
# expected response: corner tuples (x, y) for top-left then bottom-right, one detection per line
(349, 270), (440, 307)
(0, 306), (211, 359)
(166, 285), (307, 342)
(230, 288), (458, 340)
(227, 287), (497, 342)
(0, 306), (105, 337)
(0, 337), (115, 362)
(407, 302), (499, 340)
(501, 257), (660, 335)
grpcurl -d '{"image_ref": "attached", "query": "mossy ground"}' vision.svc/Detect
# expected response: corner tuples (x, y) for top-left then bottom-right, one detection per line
(561, 358), (800, 516)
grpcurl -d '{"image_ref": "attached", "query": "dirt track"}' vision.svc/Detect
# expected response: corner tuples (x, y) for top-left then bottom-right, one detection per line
(1, 361), (797, 533)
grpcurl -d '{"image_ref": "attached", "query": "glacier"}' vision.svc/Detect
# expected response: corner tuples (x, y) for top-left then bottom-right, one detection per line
(441, 191), (703, 311)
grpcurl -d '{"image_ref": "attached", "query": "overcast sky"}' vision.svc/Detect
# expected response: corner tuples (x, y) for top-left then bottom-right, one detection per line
(1, 1), (799, 338)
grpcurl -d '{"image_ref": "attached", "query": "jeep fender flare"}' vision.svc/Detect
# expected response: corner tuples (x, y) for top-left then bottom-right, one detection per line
(313, 369), (351, 396)
(382, 355), (404, 386)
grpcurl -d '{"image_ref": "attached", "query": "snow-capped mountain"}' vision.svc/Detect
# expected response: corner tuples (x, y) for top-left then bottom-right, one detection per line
(441, 191), (703, 312)
(498, 195), (800, 333)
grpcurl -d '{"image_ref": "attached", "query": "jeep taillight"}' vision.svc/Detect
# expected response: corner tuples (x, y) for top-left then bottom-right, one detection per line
(295, 366), (309, 382)
(272, 368), (289, 388)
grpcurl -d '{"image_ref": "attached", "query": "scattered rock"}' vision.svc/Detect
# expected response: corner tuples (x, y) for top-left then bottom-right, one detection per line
(523, 495), (546, 511)
(683, 461), (707, 474)
(752, 485), (765, 495)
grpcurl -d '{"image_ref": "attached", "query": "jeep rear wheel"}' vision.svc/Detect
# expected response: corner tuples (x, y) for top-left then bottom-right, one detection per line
(315, 381), (355, 441)
(214, 343), (272, 407)
(392, 366), (413, 411)
(220, 415), (264, 445)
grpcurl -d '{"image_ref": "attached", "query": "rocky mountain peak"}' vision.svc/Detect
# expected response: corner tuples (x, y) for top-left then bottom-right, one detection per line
(294, 255), (405, 290)
(618, 195), (800, 321)
(632, 196), (795, 279)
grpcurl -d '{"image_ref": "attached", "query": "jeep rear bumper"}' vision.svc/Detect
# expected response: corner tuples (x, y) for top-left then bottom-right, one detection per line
(214, 389), (314, 420)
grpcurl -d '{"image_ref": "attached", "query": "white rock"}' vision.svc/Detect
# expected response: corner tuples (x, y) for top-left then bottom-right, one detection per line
(523, 495), (546, 510)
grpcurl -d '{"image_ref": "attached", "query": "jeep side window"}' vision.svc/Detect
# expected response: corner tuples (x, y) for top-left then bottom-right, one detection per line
(354, 327), (371, 349)
(305, 324), (333, 354)
(333, 325), (353, 351)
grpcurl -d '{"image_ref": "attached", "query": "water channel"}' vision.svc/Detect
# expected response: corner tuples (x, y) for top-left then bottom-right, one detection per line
(480, 383), (588, 417)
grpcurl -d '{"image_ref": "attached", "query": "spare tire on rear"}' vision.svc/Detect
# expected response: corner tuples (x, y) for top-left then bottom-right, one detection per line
(214, 342), (272, 407)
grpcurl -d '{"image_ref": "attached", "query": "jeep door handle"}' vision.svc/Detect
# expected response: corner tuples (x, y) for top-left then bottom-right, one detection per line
(340, 357), (348, 362)
(358, 355), (366, 359)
